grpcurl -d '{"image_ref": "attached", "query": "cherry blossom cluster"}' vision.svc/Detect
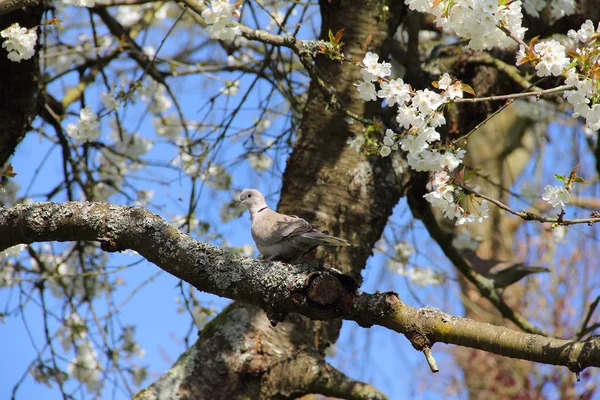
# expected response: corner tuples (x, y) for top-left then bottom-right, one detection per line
(0, 23), (37, 63)
(563, 22), (600, 131)
(523, 0), (577, 20)
(201, 0), (241, 41)
(518, 20), (600, 131)
(424, 170), (489, 226)
(355, 52), (489, 225)
(404, 0), (526, 51)
(66, 106), (101, 142)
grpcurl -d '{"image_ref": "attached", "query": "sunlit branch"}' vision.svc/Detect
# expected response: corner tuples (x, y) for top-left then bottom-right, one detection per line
(2, 202), (599, 373)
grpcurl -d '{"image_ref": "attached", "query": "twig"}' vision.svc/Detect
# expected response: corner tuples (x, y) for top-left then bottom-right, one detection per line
(452, 85), (572, 104)
(452, 99), (514, 145)
(457, 183), (600, 226)
(576, 296), (600, 339)
(423, 347), (439, 373)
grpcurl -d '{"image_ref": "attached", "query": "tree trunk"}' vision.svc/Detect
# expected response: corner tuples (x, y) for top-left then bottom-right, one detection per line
(0, 7), (41, 166)
(140, 1), (408, 398)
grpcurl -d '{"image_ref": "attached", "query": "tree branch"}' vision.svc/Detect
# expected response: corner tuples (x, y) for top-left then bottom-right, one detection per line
(0, 0), (39, 16)
(1, 201), (599, 374)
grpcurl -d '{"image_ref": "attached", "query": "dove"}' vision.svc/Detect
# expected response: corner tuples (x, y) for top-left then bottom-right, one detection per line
(462, 250), (550, 290)
(239, 189), (350, 263)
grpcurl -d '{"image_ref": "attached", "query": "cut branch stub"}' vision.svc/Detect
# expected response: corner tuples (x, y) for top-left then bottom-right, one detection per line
(307, 272), (343, 306)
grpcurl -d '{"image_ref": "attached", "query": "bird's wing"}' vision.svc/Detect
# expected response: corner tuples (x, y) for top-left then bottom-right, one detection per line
(252, 210), (316, 246)
(275, 214), (317, 238)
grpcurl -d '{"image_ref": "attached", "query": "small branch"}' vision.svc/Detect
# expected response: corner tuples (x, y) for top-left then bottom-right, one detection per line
(576, 296), (600, 339)
(452, 85), (572, 104)
(467, 53), (542, 91)
(458, 183), (600, 226)
(406, 180), (548, 335)
(423, 347), (439, 373)
(452, 99), (514, 145)
(179, 0), (372, 126)
(92, 7), (167, 85)
(498, 24), (529, 51)
(306, 359), (389, 400)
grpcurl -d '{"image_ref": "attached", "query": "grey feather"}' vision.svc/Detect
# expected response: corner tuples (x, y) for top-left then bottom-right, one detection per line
(239, 189), (350, 263)
(462, 250), (550, 289)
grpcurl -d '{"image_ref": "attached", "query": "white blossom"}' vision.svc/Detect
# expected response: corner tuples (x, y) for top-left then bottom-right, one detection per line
(248, 153), (273, 171)
(552, 225), (567, 242)
(380, 146), (392, 157)
(347, 135), (365, 152)
(549, 0), (577, 20)
(139, 79), (172, 114)
(357, 81), (377, 101)
(67, 341), (101, 392)
(523, 0), (546, 18)
(396, 105), (422, 128)
(567, 20), (597, 43)
(201, 0), (241, 41)
(412, 89), (443, 114)
(446, 81), (464, 100)
(532, 39), (570, 77)
(200, 164), (231, 190)
(100, 92), (121, 111)
(437, 73), (452, 90)
(377, 78), (411, 107)
(362, 52), (391, 79)
(153, 114), (182, 138)
(1, 23), (37, 62)
(452, 230), (481, 251)
(542, 185), (570, 208)
(394, 241), (415, 260)
(66, 106), (101, 142)
(171, 152), (199, 176)
(406, 0), (526, 51)
(220, 80), (240, 96)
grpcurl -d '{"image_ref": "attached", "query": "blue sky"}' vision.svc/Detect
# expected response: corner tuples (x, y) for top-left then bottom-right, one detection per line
(2, 3), (600, 399)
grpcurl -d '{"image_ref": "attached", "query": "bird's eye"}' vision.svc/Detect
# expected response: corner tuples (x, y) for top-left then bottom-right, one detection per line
(248, 194), (252, 197)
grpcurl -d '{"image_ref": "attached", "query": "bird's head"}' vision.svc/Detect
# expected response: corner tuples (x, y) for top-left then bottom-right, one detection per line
(239, 189), (268, 214)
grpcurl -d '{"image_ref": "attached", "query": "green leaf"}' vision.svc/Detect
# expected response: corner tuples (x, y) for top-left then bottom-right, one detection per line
(463, 167), (480, 182)
(460, 83), (476, 96)
(553, 174), (566, 182)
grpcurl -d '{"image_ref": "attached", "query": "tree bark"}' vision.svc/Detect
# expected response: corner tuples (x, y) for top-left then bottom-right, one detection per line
(140, 0), (409, 397)
(0, 6), (41, 166)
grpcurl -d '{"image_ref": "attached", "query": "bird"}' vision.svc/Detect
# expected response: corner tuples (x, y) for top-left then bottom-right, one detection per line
(239, 188), (350, 263)
(462, 250), (550, 290)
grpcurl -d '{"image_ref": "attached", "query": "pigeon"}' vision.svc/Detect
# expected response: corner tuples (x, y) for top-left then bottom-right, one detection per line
(239, 189), (350, 263)
(462, 250), (550, 289)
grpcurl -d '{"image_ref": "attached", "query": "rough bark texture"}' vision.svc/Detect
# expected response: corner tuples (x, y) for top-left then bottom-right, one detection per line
(141, 1), (409, 398)
(0, 6), (41, 166)
(3, 201), (599, 382)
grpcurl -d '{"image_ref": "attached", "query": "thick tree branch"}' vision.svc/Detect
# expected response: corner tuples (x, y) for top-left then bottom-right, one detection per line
(1, 201), (599, 374)
(0, 0), (39, 16)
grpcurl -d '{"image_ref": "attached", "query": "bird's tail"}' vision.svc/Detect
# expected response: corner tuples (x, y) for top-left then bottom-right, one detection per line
(300, 231), (351, 247)
(513, 265), (550, 274)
